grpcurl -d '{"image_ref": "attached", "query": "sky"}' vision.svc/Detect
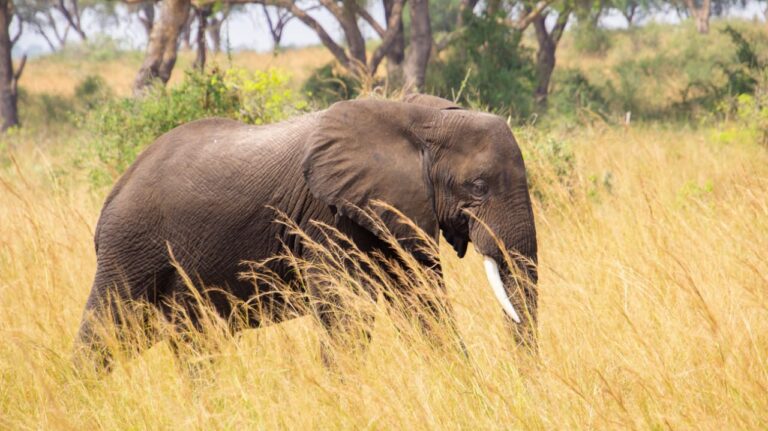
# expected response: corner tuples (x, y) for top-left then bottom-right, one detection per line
(12, 1), (766, 58)
(13, 3), (384, 57)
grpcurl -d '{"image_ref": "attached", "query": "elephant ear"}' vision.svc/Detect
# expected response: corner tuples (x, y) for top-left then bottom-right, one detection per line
(303, 99), (440, 244)
(402, 93), (463, 110)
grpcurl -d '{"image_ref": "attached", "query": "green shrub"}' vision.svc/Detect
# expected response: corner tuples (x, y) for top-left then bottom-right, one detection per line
(302, 63), (360, 107)
(75, 75), (113, 110)
(426, 13), (536, 119)
(558, 22), (768, 121)
(17, 89), (71, 127)
(572, 24), (612, 55)
(514, 126), (576, 202)
(549, 68), (608, 121)
(713, 92), (768, 146)
(79, 67), (306, 185)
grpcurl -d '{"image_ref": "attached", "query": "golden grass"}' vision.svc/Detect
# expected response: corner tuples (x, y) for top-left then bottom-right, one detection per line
(19, 46), (332, 97)
(1, 123), (767, 429)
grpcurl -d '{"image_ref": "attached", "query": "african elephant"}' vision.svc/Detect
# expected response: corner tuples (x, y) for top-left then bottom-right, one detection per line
(76, 94), (538, 368)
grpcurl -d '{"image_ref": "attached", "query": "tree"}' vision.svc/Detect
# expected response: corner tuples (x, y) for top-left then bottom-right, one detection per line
(193, 3), (211, 70)
(16, 0), (88, 51)
(382, 0), (404, 87)
(239, 0), (405, 85)
(530, 2), (571, 109)
(206, 3), (231, 53)
(132, 0), (191, 95)
(0, 0), (25, 131)
(403, 0), (432, 91)
(133, 1), (155, 39)
(683, 0), (710, 33)
(261, 4), (294, 51)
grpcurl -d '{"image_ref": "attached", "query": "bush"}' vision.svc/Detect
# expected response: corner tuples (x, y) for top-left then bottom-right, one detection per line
(75, 75), (113, 110)
(713, 92), (768, 146)
(552, 22), (768, 122)
(549, 68), (608, 121)
(17, 89), (71, 127)
(427, 13), (536, 119)
(79, 68), (306, 185)
(514, 126), (576, 202)
(572, 24), (612, 55)
(302, 63), (360, 107)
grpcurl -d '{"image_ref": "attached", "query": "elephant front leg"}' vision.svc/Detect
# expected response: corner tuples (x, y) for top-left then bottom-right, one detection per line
(306, 267), (377, 368)
(410, 284), (468, 358)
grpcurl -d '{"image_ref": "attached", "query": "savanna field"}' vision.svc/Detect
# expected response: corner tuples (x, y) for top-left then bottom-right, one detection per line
(2, 24), (768, 430)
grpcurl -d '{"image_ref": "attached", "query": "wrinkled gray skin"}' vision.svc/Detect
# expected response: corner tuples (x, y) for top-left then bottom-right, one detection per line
(77, 95), (538, 368)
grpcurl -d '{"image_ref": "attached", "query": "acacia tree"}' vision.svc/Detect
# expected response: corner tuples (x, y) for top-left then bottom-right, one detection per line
(16, 0), (88, 51)
(133, 0), (156, 38)
(530, 1), (571, 109)
(205, 3), (231, 52)
(0, 0), (25, 131)
(683, 0), (710, 33)
(131, 0), (190, 95)
(261, 4), (294, 51)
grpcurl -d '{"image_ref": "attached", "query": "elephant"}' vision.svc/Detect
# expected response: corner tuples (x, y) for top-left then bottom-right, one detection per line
(75, 94), (538, 369)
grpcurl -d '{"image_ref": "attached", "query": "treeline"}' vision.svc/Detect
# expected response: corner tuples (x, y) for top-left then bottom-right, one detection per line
(1, 0), (768, 131)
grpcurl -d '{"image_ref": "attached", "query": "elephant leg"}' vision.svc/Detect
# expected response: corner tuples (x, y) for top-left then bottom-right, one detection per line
(306, 266), (377, 368)
(401, 255), (468, 357)
(74, 263), (171, 373)
(414, 292), (468, 357)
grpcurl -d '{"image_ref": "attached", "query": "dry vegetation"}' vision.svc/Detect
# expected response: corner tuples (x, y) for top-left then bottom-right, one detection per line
(19, 46), (332, 96)
(1, 111), (766, 428)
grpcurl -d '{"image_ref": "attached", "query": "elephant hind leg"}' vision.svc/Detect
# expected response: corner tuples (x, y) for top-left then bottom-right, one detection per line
(73, 263), (174, 374)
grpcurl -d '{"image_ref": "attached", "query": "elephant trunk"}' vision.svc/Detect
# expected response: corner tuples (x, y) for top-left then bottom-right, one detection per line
(471, 200), (538, 348)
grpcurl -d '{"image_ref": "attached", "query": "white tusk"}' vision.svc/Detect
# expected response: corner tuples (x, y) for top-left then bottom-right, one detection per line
(483, 256), (522, 324)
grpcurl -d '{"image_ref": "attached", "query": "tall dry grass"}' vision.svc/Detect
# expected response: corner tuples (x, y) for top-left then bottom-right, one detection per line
(0, 124), (766, 429)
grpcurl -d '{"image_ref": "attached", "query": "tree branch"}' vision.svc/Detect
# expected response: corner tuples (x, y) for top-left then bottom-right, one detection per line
(349, 2), (385, 37)
(551, 6), (571, 43)
(257, 0), (351, 69)
(11, 54), (27, 97)
(368, 0), (404, 73)
(10, 14), (21, 47)
(507, 0), (555, 31)
(56, 0), (87, 40)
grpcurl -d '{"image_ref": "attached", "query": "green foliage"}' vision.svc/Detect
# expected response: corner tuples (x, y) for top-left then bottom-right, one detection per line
(74, 75), (113, 110)
(17, 89), (71, 127)
(427, 14), (536, 118)
(551, 22), (768, 122)
(301, 63), (360, 107)
(514, 126), (576, 201)
(572, 24), (612, 55)
(549, 68), (608, 121)
(713, 93), (768, 146)
(48, 35), (140, 63)
(428, 0), (462, 34)
(79, 68), (305, 185)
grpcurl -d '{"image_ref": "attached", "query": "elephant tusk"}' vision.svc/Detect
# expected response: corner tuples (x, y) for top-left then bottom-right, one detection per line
(483, 256), (522, 324)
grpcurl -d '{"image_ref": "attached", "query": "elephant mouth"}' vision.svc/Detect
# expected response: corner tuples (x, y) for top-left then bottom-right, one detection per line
(441, 216), (469, 258)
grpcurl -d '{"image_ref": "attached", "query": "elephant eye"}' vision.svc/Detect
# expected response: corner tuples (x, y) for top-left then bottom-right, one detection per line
(471, 179), (489, 197)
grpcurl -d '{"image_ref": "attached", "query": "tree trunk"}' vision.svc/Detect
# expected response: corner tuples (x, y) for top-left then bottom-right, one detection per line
(0, 0), (21, 131)
(133, 0), (191, 96)
(383, 0), (404, 88)
(207, 17), (222, 53)
(403, 0), (431, 93)
(194, 5), (210, 71)
(138, 2), (155, 39)
(533, 16), (556, 110)
(695, 11), (709, 34)
(531, 7), (570, 111)
(180, 8), (194, 50)
(340, 0), (367, 68)
(684, 0), (710, 34)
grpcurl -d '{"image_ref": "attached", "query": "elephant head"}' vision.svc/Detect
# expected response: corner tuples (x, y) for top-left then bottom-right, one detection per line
(303, 95), (538, 345)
